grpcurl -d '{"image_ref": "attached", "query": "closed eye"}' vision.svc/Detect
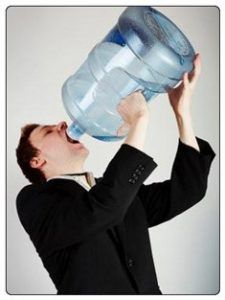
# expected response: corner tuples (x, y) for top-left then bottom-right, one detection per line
(45, 129), (53, 135)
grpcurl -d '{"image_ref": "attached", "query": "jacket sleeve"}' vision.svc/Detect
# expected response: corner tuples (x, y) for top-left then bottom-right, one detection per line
(138, 137), (216, 228)
(16, 143), (157, 257)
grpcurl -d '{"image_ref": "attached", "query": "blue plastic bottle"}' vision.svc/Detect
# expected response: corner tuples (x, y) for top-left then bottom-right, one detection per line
(62, 6), (195, 142)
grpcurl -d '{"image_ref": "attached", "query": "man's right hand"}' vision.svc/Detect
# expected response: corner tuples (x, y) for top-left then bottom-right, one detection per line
(117, 90), (149, 129)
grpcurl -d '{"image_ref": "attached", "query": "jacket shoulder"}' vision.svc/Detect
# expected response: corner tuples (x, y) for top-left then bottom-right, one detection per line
(16, 183), (41, 214)
(16, 179), (85, 214)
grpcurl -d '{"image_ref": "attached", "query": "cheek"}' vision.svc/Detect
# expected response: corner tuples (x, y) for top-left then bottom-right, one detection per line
(41, 138), (69, 159)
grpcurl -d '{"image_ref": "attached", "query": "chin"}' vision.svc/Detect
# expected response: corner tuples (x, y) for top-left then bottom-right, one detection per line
(82, 147), (89, 156)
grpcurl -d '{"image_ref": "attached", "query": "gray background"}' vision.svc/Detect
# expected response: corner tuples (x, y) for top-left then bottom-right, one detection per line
(7, 6), (219, 294)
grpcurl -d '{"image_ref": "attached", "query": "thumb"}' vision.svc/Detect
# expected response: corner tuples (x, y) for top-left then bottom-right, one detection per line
(117, 122), (130, 136)
(183, 72), (189, 89)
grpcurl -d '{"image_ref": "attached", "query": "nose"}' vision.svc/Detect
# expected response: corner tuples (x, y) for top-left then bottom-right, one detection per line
(56, 121), (68, 132)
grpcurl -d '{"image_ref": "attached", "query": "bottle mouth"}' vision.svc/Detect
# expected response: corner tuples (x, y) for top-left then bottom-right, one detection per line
(66, 122), (85, 142)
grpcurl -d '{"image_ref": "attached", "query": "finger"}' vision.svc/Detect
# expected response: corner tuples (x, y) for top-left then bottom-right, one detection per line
(116, 103), (124, 114)
(117, 123), (130, 136)
(116, 126), (123, 136)
(188, 53), (199, 79)
(183, 72), (189, 89)
(194, 53), (201, 76)
(189, 53), (201, 85)
(117, 99), (126, 108)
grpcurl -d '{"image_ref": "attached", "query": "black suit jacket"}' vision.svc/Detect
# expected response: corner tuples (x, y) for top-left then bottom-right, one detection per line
(16, 137), (215, 295)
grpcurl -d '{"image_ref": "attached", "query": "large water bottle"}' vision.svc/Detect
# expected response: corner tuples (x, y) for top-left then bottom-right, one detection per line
(62, 6), (195, 142)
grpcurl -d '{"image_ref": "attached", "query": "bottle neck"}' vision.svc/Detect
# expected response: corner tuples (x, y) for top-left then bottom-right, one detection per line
(66, 121), (85, 140)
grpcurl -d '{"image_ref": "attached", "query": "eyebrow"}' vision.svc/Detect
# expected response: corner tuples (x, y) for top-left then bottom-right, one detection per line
(39, 125), (54, 135)
(39, 125), (50, 132)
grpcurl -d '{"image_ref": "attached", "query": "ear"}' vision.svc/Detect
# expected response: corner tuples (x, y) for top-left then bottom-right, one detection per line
(30, 157), (46, 169)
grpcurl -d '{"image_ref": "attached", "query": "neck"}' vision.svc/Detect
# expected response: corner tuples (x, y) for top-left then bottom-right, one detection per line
(44, 159), (86, 180)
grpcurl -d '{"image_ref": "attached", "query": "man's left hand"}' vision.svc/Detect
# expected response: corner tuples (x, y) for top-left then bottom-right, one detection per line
(168, 53), (201, 118)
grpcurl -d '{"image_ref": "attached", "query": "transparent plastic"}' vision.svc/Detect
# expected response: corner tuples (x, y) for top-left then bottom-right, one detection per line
(62, 6), (195, 141)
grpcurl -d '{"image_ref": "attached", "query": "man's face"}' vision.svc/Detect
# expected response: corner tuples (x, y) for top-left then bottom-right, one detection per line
(29, 121), (89, 168)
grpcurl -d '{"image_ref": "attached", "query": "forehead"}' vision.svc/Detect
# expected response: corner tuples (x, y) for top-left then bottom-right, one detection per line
(30, 124), (53, 142)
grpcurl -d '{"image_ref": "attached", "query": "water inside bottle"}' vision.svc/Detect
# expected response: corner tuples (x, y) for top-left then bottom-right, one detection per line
(92, 135), (124, 142)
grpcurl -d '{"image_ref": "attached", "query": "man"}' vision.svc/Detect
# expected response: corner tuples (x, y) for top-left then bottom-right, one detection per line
(16, 54), (215, 294)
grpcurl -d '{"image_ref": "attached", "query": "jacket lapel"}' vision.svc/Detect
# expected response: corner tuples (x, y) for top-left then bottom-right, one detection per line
(94, 178), (128, 255)
(44, 178), (129, 256)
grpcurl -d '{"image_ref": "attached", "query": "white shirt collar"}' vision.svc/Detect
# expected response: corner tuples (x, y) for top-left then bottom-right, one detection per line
(47, 172), (96, 191)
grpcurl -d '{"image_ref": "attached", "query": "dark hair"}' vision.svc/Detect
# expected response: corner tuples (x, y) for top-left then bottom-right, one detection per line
(16, 124), (46, 184)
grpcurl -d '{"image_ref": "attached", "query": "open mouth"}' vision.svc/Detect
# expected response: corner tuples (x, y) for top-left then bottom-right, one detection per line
(65, 132), (80, 144)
